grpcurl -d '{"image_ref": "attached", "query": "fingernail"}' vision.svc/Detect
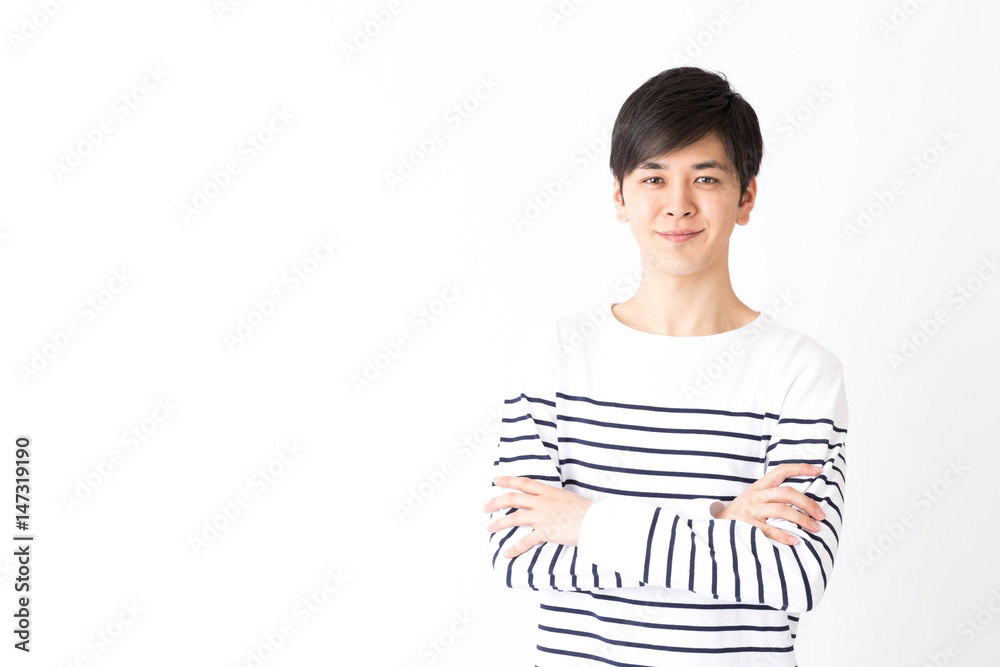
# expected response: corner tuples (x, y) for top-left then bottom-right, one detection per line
(817, 508), (826, 520)
(788, 536), (797, 544)
(810, 521), (820, 531)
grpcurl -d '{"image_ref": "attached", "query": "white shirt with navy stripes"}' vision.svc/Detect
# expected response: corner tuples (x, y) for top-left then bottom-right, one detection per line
(487, 301), (848, 666)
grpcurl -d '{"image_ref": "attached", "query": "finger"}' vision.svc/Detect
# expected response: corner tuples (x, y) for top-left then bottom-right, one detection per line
(486, 510), (534, 534)
(760, 463), (823, 487)
(759, 523), (799, 546)
(503, 530), (543, 559)
(483, 492), (535, 513)
(765, 503), (822, 533)
(493, 475), (548, 495)
(762, 487), (827, 523)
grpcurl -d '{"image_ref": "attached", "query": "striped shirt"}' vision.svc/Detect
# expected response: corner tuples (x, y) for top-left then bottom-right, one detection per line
(487, 301), (848, 666)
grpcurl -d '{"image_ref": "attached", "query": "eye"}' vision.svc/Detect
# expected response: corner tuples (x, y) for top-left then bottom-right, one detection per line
(696, 176), (719, 184)
(642, 176), (664, 184)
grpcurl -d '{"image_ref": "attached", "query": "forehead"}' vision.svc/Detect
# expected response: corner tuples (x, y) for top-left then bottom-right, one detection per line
(637, 132), (732, 172)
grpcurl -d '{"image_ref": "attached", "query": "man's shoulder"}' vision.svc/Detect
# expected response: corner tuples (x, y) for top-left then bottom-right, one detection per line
(751, 312), (843, 372)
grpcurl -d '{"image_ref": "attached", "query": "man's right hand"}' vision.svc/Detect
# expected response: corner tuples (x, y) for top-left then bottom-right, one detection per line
(713, 463), (827, 545)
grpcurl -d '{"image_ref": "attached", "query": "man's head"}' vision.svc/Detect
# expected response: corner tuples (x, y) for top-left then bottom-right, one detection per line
(610, 67), (763, 206)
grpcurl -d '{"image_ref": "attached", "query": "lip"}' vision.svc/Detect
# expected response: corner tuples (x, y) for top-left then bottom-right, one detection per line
(656, 230), (702, 243)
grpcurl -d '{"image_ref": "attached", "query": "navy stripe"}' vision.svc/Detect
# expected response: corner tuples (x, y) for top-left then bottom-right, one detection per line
(503, 412), (532, 423)
(790, 546), (812, 611)
(643, 507), (660, 581)
(560, 457), (756, 484)
(540, 604), (790, 632)
(687, 519), (696, 592)
(549, 544), (563, 590)
(819, 516), (840, 544)
(774, 544), (788, 611)
(505, 393), (555, 407)
(560, 436), (764, 462)
(564, 478), (737, 501)
(570, 547), (578, 590)
(776, 416), (847, 433)
(581, 590), (775, 611)
(709, 520), (717, 599)
(801, 526), (834, 563)
(730, 520), (741, 602)
(496, 454), (550, 463)
(666, 515), (679, 587)
(559, 414), (764, 442)
(556, 391), (778, 420)
(751, 527), (764, 603)
(498, 433), (541, 444)
(491, 510), (518, 567)
(765, 438), (844, 454)
(766, 458), (826, 467)
(526, 543), (543, 591)
(537, 628), (796, 654)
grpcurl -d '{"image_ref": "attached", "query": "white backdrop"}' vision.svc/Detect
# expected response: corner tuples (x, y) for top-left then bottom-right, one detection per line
(2, 1), (999, 665)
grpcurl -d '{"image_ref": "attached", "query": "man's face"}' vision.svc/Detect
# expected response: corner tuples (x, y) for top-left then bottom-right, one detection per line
(612, 131), (756, 279)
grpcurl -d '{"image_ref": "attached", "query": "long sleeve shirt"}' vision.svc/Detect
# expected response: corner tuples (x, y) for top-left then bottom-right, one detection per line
(486, 301), (848, 666)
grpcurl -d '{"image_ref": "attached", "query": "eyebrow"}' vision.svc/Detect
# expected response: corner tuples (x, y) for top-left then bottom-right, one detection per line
(638, 159), (732, 175)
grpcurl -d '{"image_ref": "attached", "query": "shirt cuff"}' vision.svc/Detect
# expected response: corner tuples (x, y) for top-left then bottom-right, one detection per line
(578, 497), (659, 580)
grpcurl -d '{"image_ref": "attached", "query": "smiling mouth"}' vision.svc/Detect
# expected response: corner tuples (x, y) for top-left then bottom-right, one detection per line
(656, 230), (702, 243)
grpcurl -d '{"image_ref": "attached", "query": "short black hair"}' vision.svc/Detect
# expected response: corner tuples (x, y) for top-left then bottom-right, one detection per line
(610, 67), (763, 204)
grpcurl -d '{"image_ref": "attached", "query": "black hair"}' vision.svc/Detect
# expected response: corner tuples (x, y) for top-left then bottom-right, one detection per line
(610, 67), (763, 204)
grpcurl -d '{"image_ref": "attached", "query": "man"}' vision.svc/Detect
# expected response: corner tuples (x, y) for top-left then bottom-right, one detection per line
(484, 67), (848, 666)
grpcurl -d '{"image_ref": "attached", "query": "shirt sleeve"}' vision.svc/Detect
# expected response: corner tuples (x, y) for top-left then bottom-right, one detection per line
(486, 320), (720, 592)
(576, 356), (848, 613)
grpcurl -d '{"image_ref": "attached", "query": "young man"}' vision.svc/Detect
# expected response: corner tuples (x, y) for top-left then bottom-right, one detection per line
(484, 67), (848, 666)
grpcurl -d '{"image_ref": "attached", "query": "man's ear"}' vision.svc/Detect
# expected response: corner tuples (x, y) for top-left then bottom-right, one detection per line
(612, 176), (628, 223)
(735, 175), (757, 227)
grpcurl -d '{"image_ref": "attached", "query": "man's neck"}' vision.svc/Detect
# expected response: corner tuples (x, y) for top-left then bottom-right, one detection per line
(612, 265), (757, 337)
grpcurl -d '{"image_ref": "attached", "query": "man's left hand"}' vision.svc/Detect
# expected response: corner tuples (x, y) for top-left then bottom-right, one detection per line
(483, 476), (593, 559)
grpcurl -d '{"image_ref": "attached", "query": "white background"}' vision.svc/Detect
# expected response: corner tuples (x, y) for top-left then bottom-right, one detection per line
(2, 1), (999, 665)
